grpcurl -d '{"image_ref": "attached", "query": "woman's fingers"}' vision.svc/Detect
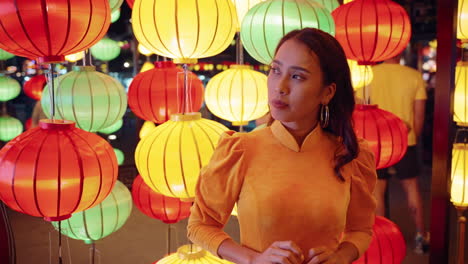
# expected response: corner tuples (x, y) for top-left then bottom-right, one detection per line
(272, 241), (304, 261)
(306, 247), (331, 264)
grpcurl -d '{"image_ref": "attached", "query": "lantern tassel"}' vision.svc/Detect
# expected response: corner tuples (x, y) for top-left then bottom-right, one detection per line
(456, 207), (466, 264)
(182, 64), (189, 114)
(46, 63), (56, 121)
(166, 224), (171, 255)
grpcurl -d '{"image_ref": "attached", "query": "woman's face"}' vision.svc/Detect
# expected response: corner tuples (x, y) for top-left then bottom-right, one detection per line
(267, 39), (335, 127)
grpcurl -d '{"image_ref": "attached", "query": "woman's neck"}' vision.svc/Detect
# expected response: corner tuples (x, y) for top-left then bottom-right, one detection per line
(282, 120), (319, 147)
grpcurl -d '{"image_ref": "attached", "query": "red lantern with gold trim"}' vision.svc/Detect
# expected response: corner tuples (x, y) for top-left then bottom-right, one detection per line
(132, 175), (191, 224)
(353, 216), (406, 264)
(332, 0), (411, 65)
(0, 120), (118, 221)
(23, 75), (46, 100)
(352, 104), (408, 169)
(0, 0), (111, 63)
(128, 61), (204, 124)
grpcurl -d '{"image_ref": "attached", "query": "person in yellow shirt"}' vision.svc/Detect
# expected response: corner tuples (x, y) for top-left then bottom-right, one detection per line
(188, 28), (377, 264)
(357, 54), (428, 254)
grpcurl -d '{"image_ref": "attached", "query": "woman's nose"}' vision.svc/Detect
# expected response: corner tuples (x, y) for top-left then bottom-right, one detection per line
(276, 78), (289, 95)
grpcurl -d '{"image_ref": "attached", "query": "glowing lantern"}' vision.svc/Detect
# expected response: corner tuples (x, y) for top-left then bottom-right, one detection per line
(90, 37), (121, 62)
(205, 65), (269, 125)
(352, 104), (408, 169)
(0, 116), (22, 142)
(241, 0), (335, 64)
(154, 245), (233, 264)
(347, 60), (373, 90)
(98, 119), (123, 134)
(41, 66), (127, 132)
(332, 0), (411, 65)
(0, 120), (118, 220)
(109, 0), (123, 12)
(111, 8), (121, 23)
(139, 121), (155, 139)
(126, 0), (134, 8)
(51, 181), (131, 244)
(454, 62), (468, 126)
(458, 0), (468, 40)
(25, 118), (32, 130)
(451, 143), (468, 207)
(23, 75), (46, 100)
(353, 216), (406, 264)
(140, 61), (155, 73)
(128, 61), (204, 124)
(132, 0), (237, 64)
(132, 175), (191, 224)
(0, 49), (14, 61)
(138, 44), (153, 56)
(135, 112), (228, 199)
(314, 0), (339, 12)
(0, 0), (110, 63)
(232, 0), (266, 31)
(0, 75), (21, 102)
(65, 51), (85, 63)
(114, 148), (125, 165)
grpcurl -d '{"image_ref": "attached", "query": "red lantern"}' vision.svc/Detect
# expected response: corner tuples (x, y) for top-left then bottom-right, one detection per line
(0, 120), (118, 221)
(126, 0), (134, 8)
(332, 0), (411, 65)
(132, 175), (191, 224)
(353, 216), (406, 264)
(128, 61), (204, 124)
(352, 104), (408, 169)
(24, 118), (32, 130)
(0, 0), (110, 63)
(23, 75), (46, 100)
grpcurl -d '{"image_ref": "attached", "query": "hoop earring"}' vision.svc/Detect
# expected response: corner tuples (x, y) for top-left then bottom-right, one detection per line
(320, 104), (329, 128)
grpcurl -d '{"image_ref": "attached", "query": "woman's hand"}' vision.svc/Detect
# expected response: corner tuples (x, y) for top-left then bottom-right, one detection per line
(303, 247), (347, 264)
(251, 241), (304, 264)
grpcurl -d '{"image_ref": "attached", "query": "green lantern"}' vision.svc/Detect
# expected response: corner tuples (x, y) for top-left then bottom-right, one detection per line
(41, 66), (127, 132)
(114, 148), (124, 165)
(109, 0), (123, 12)
(0, 49), (14, 61)
(111, 8), (121, 23)
(98, 119), (123, 134)
(90, 37), (121, 61)
(0, 115), (23, 141)
(314, 0), (339, 12)
(51, 181), (132, 244)
(240, 0), (335, 64)
(0, 74), (21, 102)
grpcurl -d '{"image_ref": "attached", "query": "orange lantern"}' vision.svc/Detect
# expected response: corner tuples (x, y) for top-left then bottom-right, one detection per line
(128, 61), (204, 123)
(0, 0), (110, 63)
(23, 75), (46, 100)
(352, 104), (408, 169)
(132, 175), (191, 224)
(332, 0), (411, 65)
(0, 120), (118, 221)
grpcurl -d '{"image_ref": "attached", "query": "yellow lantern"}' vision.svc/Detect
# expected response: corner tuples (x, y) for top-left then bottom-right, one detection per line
(454, 62), (468, 126)
(65, 51), (85, 62)
(458, 0), (468, 40)
(343, 0), (353, 3)
(205, 65), (269, 126)
(232, 0), (265, 31)
(139, 120), (155, 139)
(140, 61), (155, 73)
(347, 59), (373, 90)
(154, 244), (233, 264)
(132, 0), (237, 64)
(451, 143), (468, 207)
(135, 112), (228, 199)
(138, 44), (153, 56)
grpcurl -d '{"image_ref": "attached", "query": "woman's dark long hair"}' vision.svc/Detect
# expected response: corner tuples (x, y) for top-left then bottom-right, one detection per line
(272, 28), (358, 181)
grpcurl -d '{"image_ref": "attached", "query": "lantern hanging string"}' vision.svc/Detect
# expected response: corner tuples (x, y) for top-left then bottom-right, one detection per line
(166, 224), (171, 255)
(90, 242), (96, 264)
(236, 32), (244, 65)
(182, 63), (189, 114)
(46, 63), (56, 121)
(1, 101), (6, 115)
(58, 221), (63, 264)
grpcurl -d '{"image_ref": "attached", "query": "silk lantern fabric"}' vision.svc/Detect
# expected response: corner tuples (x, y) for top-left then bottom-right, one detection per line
(135, 112), (228, 199)
(41, 66), (127, 132)
(348, 60), (373, 90)
(51, 181), (132, 244)
(232, 0), (266, 31)
(0, 120), (118, 220)
(205, 65), (269, 125)
(132, 0), (237, 64)
(98, 119), (123, 134)
(0, 49), (14, 61)
(128, 61), (204, 124)
(90, 37), (121, 62)
(352, 104), (408, 169)
(332, 0), (411, 65)
(0, 0), (110, 63)
(0, 116), (23, 142)
(353, 216), (406, 264)
(132, 175), (191, 224)
(23, 75), (47, 100)
(451, 143), (468, 207)
(458, 0), (468, 40)
(0, 75), (21, 102)
(240, 0), (335, 64)
(154, 244), (233, 264)
(454, 61), (468, 126)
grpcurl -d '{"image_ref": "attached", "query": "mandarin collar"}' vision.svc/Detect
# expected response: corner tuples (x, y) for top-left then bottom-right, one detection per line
(270, 120), (324, 152)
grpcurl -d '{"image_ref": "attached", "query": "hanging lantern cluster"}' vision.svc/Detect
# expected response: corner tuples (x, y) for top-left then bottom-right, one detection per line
(347, 60), (374, 90)
(0, 116), (22, 142)
(0, 0), (110, 63)
(139, 121), (156, 139)
(232, 0), (266, 31)
(128, 61), (204, 124)
(135, 113), (228, 199)
(205, 65), (269, 125)
(0, 74), (20, 102)
(0, 49), (14, 61)
(451, 142), (468, 207)
(154, 245), (233, 264)
(332, 0), (411, 65)
(454, 62), (468, 126)
(240, 0), (335, 64)
(41, 66), (127, 132)
(23, 75), (47, 101)
(114, 148), (125, 165)
(90, 37), (121, 62)
(98, 119), (124, 135)
(132, 0), (237, 63)
(65, 52), (85, 63)
(0, 120), (118, 221)
(353, 104), (408, 169)
(132, 175), (192, 224)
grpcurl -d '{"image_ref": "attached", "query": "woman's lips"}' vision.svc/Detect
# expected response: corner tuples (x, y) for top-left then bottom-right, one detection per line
(270, 100), (289, 109)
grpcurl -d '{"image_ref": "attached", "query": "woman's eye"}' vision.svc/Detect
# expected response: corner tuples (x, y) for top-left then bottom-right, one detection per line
(270, 67), (280, 74)
(292, 74), (304, 80)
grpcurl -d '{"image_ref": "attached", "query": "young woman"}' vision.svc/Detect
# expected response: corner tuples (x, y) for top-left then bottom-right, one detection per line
(188, 28), (377, 264)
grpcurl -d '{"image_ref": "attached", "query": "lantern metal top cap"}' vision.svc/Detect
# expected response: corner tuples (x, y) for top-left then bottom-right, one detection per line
(72, 65), (96, 72)
(170, 112), (202, 122)
(355, 104), (378, 110)
(173, 58), (198, 64)
(177, 244), (206, 260)
(154, 61), (175, 68)
(39, 119), (76, 130)
(453, 143), (468, 150)
(38, 55), (65, 64)
(230, 64), (252, 70)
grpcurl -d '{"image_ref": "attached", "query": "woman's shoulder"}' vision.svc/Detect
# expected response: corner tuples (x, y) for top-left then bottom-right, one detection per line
(349, 138), (377, 186)
(217, 126), (271, 149)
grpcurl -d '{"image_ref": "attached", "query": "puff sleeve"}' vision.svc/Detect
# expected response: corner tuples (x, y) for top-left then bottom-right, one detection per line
(342, 140), (377, 257)
(187, 131), (246, 256)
